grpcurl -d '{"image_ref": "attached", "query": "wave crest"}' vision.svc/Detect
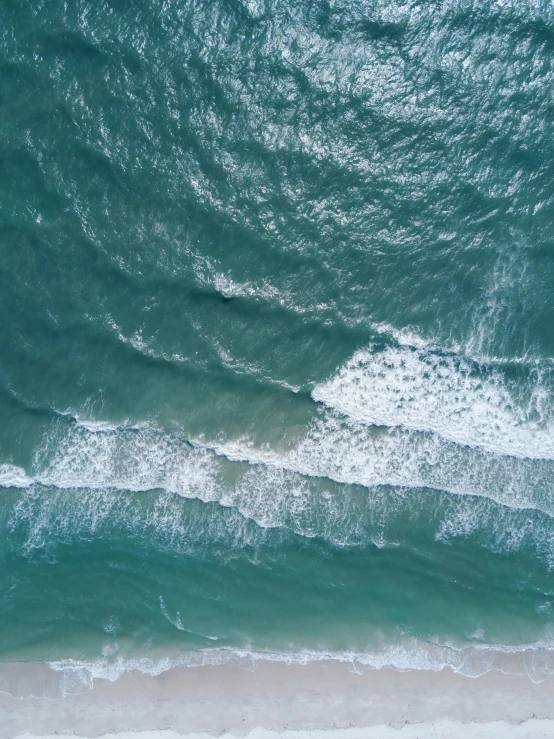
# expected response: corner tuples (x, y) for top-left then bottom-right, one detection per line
(313, 345), (554, 460)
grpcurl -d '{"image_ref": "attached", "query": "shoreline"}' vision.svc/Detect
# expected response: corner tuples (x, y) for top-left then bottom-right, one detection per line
(3, 660), (554, 738)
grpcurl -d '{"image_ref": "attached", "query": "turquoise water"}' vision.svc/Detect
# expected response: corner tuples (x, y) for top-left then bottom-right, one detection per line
(2, 0), (554, 688)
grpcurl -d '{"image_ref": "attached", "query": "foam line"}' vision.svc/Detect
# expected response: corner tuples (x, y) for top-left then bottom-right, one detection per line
(17, 638), (554, 700)
(313, 345), (554, 460)
(2, 411), (554, 556)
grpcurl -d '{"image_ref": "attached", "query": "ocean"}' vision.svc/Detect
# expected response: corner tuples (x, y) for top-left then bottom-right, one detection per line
(1, 0), (554, 695)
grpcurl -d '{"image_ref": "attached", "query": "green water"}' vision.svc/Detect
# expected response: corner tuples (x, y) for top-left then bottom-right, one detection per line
(1, 0), (554, 688)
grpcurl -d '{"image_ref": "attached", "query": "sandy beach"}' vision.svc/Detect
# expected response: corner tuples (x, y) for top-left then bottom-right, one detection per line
(3, 660), (554, 738)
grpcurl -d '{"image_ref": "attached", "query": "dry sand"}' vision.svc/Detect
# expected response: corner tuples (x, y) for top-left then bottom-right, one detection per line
(2, 660), (554, 739)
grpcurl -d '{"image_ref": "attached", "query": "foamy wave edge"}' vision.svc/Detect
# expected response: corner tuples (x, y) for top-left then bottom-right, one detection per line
(3, 641), (554, 699)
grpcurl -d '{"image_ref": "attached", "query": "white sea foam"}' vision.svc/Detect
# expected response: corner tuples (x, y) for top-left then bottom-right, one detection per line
(5, 638), (551, 700)
(207, 271), (335, 318)
(466, 247), (531, 362)
(105, 316), (190, 365)
(0, 463), (33, 488)
(1, 415), (552, 564)
(203, 430), (554, 564)
(4, 337), (554, 550)
(34, 425), (222, 501)
(2, 394), (554, 553)
(370, 319), (536, 368)
(370, 321), (430, 349)
(213, 274), (261, 299)
(210, 272), (286, 306)
(207, 412), (554, 522)
(313, 345), (554, 460)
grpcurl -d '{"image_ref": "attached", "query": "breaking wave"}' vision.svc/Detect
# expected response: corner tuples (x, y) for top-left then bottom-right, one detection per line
(3, 638), (554, 699)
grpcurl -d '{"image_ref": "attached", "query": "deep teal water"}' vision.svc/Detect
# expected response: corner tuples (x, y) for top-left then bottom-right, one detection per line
(1, 0), (554, 689)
